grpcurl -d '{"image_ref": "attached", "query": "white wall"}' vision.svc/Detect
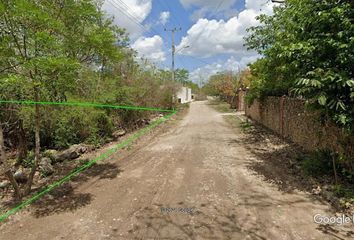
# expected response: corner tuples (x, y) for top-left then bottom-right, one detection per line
(176, 87), (192, 104)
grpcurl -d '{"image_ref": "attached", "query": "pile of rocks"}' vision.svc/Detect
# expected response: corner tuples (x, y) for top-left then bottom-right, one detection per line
(112, 130), (126, 140)
(39, 144), (95, 176)
(0, 144), (95, 189)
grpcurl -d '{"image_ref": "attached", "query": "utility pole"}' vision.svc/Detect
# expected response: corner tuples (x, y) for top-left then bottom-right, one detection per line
(164, 27), (181, 83)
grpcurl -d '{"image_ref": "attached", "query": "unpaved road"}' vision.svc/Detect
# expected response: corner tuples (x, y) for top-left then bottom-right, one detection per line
(1, 101), (353, 239)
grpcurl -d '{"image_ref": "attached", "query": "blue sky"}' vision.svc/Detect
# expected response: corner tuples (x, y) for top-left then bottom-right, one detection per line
(102, 0), (277, 84)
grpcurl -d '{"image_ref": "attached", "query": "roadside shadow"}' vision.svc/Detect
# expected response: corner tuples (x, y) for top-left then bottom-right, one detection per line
(120, 199), (354, 240)
(238, 123), (315, 194)
(224, 122), (354, 239)
(71, 162), (123, 183)
(31, 182), (92, 217)
(119, 202), (266, 240)
(246, 144), (310, 192)
(30, 162), (122, 218)
(316, 224), (354, 240)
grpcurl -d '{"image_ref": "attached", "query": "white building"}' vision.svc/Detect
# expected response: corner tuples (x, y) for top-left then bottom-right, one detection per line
(176, 87), (192, 104)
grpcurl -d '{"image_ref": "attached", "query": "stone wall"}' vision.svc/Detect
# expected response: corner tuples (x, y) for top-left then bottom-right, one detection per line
(245, 97), (354, 168)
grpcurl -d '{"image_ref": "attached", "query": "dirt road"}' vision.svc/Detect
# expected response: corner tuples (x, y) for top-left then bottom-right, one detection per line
(0, 101), (352, 239)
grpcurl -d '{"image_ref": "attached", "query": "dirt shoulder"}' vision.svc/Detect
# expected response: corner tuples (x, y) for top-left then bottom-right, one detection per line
(223, 110), (354, 213)
(0, 107), (185, 221)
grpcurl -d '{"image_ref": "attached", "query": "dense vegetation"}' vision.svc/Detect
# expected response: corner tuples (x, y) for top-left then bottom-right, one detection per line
(245, 0), (354, 130)
(243, 0), (354, 189)
(0, 0), (189, 198)
(202, 69), (251, 108)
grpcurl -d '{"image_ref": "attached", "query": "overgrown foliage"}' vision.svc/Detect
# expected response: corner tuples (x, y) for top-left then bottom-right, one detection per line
(0, 0), (185, 198)
(202, 69), (251, 108)
(245, 0), (354, 130)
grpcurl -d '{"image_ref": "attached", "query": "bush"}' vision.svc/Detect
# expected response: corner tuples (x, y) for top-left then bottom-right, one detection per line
(54, 108), (114, 148)
(331, 185), (354, 199)
(301, 149), (333, 177)
(19, 106), (115, 149)
(92, 110), (114, 137)
(114, 87), (146, 127)
(245, 1), (354, 131)
(53, 116), (79, 149)
(22, 150), (35, 168)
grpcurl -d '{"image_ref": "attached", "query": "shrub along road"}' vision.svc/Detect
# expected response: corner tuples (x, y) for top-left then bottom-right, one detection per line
(0, 101), (353, 239)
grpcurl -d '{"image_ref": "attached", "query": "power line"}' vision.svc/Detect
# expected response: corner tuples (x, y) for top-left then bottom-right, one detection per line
(106, 0), (147, 33)
(165, 27), (182, 82)
(107, 0), (215, 72)
(107, 0), (184, 71)
(158, 0), (188, 71)
(114, 0), (145, 23)
(214, 0), (227, 15)
(148, 0), (192, 71)
(107, 0), (173, 60)
(107, 0), (163, 38)
(157, 0), (185, 70)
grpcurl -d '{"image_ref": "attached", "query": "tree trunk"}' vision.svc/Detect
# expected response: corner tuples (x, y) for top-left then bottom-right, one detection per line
(24, 90), (40, 195)
(0, 122), (22, 199)
(17, 119), (28, 163)
(332, 153), (338, 185)
(5, 170), (22, 200)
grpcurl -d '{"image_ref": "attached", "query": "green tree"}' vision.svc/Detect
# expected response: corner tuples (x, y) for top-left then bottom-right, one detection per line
(203, 70), (250, 105)
(245, 0), (354, 130)
(0, 0), (177, 199)
(175, 69), (189, 84)
(0, 0), (125, 196)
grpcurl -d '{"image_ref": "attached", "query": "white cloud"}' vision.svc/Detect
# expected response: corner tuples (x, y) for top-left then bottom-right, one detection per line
(189, 55), (260, 85)
(131, 35), (166, 62)
(159, 11), (170, 25)
(102, 0), (152, 39)
(177, 0), (276, 58)
(180, 0), (235, 8)
(180, 0), (237, 18)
